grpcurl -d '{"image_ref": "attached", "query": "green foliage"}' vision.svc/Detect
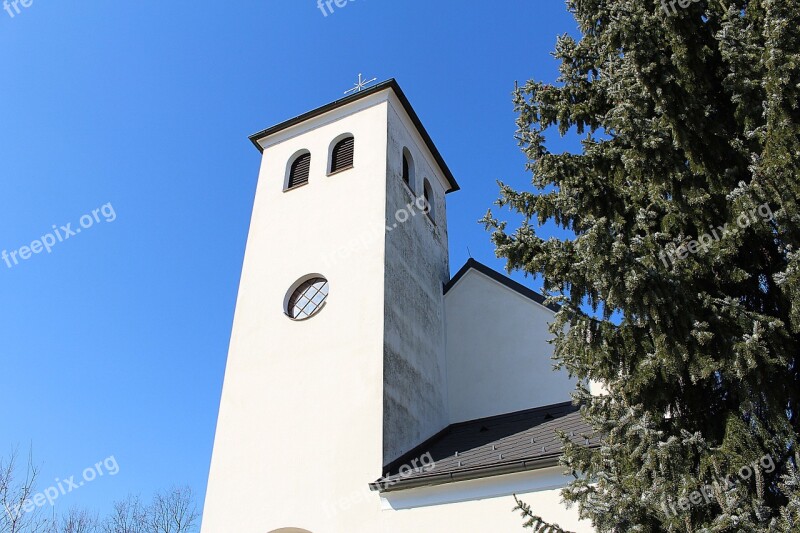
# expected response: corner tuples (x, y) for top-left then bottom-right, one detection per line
(485, 0), (800, 530)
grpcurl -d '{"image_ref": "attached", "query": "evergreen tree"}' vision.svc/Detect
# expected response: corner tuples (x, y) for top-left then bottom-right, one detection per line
(483, 0), (800, 530)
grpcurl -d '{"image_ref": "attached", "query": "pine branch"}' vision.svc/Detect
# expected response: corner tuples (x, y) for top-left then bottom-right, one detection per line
(514, 495), (576, 533)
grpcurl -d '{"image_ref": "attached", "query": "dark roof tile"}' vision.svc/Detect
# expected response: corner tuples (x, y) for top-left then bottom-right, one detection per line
(370, 401), (599, 492)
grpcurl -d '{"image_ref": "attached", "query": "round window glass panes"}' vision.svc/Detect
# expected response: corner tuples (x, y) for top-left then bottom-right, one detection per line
(286, 277), (329, 320)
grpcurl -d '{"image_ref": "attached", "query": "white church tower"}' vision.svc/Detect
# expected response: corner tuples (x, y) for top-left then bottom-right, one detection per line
(202, 80), (595, 533)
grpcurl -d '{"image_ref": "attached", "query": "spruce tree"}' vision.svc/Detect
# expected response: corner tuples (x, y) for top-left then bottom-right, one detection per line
(483, 0), (800, 530)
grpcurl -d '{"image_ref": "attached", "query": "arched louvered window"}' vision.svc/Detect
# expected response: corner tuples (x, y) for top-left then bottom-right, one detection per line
(423, 179), (435, 222)
(402, 148), (415, 191)
(287, 152), (311, 189)
(330, 136), (355, 174)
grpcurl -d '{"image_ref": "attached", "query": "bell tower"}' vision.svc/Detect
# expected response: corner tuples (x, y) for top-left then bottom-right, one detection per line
(202, 80), (459, 533)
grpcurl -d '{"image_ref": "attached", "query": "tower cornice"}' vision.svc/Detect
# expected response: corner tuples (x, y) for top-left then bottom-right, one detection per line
(248, 79), (460, 194)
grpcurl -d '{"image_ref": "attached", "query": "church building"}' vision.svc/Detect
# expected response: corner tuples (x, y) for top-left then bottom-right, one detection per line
(201, 79), (596, 533)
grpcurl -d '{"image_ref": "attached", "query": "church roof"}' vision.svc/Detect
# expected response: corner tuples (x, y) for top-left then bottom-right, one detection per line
(444, 258), (561, 312)
(248, 79), (460, 193)
(370, 401), (598, 493)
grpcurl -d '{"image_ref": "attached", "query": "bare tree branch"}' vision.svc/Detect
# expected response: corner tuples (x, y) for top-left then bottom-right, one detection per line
(147, 487), (198, 533)
(1, 450), (198, 533)
(59, 508), (98, 533)
(0, 447), (53, 533)
(99, 495), (147, 533)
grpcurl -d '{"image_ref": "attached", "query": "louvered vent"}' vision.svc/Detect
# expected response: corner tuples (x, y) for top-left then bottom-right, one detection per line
(423, 179), (435, 221)
(330, 137), (355, 173)
(288, 153), (311, 189)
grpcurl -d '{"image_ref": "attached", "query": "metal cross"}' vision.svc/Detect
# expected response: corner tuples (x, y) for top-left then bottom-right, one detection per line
(344, 73), (377, 95)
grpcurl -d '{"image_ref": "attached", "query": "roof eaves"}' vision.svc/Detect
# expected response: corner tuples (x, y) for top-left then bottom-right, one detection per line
(443, 258), (560, 312)
(369, 453), (563, 493)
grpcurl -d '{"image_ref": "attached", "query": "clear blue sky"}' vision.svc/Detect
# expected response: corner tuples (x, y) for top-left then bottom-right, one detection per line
(0, 0), (580, 523)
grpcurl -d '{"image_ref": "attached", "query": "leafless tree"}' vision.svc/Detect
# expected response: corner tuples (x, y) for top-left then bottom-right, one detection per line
(58, 508), (98, 533)
(1, 451), (197, 533)
(0, 448), (53, 533)
(146, 487), (197, 533)
(98, 489), (197, 533)
(99, 495), (147, 533)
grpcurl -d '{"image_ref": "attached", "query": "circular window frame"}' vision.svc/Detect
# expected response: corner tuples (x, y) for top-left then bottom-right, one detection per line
(284, 274), (330, 321)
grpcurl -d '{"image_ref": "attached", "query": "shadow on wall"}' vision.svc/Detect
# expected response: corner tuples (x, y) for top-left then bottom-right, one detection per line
(268, 529), (314, 533)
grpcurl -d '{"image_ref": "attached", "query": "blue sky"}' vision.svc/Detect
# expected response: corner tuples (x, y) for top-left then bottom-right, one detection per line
(0, 0), (580, 524)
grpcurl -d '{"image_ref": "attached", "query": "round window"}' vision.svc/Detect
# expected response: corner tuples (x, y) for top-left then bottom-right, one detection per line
(286, 277), (329, 320)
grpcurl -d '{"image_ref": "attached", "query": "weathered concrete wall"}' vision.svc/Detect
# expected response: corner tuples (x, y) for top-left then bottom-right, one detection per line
(382, 97), (450, 464)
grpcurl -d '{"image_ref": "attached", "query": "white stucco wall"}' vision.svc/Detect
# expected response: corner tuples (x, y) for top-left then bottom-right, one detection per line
(377, 467), (593, 532)
(264, 467), (593, 533)
(378, 487), (591, 532)
(444, 268), (577, 424)
(202, 92), (391, 533)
